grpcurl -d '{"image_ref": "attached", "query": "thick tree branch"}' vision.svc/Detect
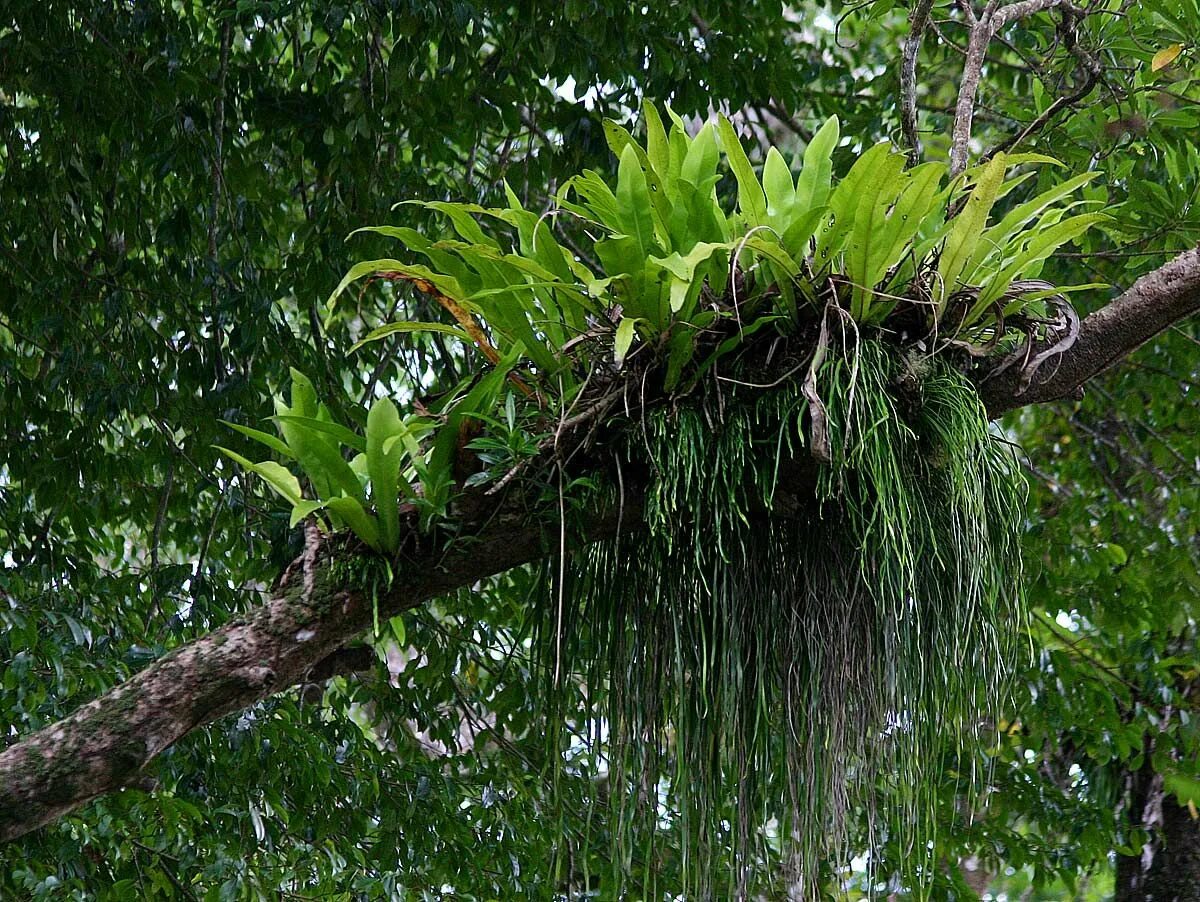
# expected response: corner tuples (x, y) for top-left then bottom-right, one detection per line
(4, 249), (1200, 843)
(0, 496), (638, 844)
(978, 246), (1200, 415)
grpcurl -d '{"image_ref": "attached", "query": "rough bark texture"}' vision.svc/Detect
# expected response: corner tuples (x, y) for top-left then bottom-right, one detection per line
(899, 0), (936, 164)
(2, 248), (1199, 844)
(1116, 759), (1200, 901)
(978, 245), (1200, 416)
(0, 498), (636, 843)
(949, 0), (1073, 176)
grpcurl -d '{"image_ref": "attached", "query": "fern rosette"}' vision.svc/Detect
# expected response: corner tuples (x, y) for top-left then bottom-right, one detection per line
(222, 103), (1106, 894)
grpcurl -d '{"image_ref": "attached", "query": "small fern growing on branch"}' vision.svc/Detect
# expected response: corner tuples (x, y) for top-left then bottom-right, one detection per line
(221, 103), (1106, 895)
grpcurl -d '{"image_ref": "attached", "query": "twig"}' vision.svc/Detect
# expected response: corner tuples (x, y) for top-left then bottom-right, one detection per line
(485, 387), (623, 496)
(985, 6), (1102, 158)
(131, 840), (198, 900)
(148, 461), (176, 625)
(191, 484), (228, 607)
(901, 0), (937, 164)
(207, 16), (234, 378)
(715, 361), (807, 389)
(1040, 616), (1141, 696)
(759, 102), (814, 143)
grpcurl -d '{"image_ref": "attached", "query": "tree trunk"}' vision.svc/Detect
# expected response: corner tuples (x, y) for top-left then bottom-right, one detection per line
(1116, 761), (1200, 901)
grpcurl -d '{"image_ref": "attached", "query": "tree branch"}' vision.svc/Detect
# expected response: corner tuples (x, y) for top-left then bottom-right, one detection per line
(901, 0), (937, 164)
(949, 0), (1075, 175)
(306, 644), (377, 682)
(0, 494), (639, 844)
(978, 246), (1200, 415)
(206, 16), (233, 378)
(4, 248), (1200, 843)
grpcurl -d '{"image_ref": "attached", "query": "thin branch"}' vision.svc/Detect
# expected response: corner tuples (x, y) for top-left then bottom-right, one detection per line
(758, 101), (814, 143)
(305, 645), (377, 682)
(148, 461), (176, 625)
(949, 0), (1076, 175)
(901, 0), (937, 164)
(207, 16), (234, 379)
(985, 7), (1102, 158)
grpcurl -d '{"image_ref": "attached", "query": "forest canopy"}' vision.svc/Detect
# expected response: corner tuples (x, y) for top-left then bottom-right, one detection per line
(2, 1), (1199, 898)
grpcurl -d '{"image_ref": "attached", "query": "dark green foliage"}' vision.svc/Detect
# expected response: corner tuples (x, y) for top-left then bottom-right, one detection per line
(3, 0), (1199, 897)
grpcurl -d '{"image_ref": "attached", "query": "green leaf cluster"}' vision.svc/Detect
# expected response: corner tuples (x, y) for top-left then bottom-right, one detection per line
(330, 104), (1107, 406)
(218, 368), (439, 551)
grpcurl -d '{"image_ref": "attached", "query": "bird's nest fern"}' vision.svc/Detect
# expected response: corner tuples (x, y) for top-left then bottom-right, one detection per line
(223, 104), (1106, 894)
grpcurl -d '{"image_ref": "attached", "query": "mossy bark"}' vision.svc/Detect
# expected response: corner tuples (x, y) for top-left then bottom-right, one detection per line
(0, 499), (629, 843)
